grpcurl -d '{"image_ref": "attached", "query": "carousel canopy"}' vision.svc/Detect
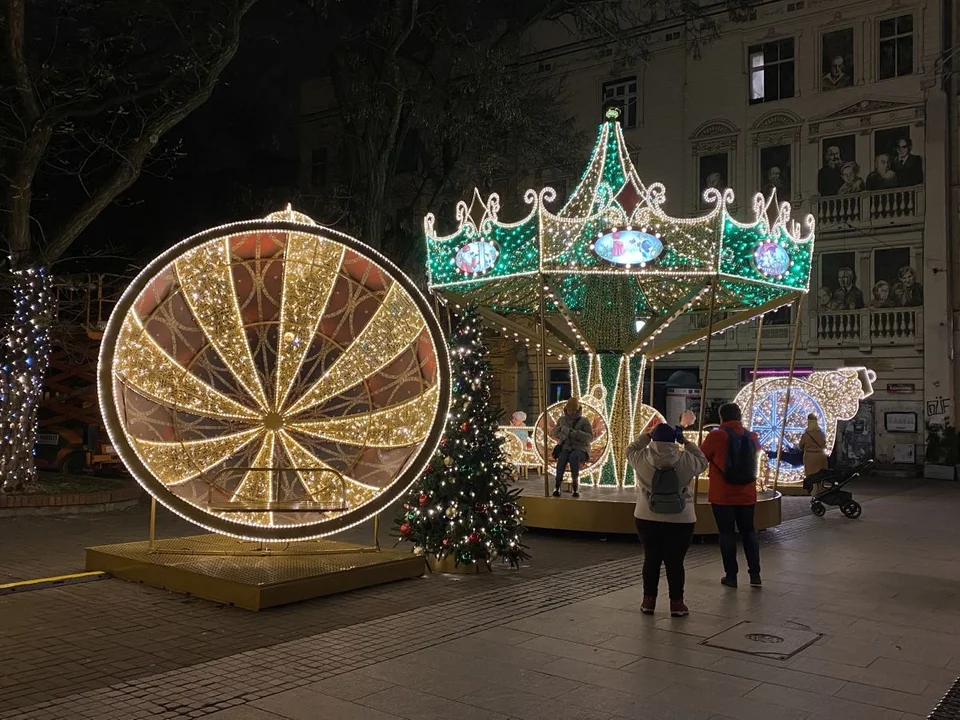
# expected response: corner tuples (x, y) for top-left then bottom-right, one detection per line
(424, 107), (815, 357)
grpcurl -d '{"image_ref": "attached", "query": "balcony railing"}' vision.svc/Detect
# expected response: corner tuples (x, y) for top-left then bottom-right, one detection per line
(809, 307), (923, 350)
(815, 187), (924, 231)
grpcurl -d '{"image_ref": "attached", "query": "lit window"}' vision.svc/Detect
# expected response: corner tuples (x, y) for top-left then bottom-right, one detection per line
(878, 15), (913, 80)
(748, 39), (795, 104)
(602, 77), (639, 129)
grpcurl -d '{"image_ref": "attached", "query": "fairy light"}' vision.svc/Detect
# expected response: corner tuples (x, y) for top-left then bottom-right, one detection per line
(98, 208), (450, 542)
(397, 306), (528, 567)
(733, 367), (876, 485)
(423, 110), (815, 358)
(0, 267), (54, 492)
(420, 108), (816, 496)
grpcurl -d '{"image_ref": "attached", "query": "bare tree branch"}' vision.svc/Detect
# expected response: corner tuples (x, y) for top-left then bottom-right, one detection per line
(39, 0), (259, 264)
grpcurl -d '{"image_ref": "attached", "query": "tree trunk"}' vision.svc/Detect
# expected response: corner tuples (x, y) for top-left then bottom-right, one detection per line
(0, 267), (54, 492)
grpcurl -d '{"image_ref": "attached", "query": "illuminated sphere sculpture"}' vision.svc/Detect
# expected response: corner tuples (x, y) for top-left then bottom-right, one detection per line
(98, 208), (450, 541)
(732, 367), (876, 486)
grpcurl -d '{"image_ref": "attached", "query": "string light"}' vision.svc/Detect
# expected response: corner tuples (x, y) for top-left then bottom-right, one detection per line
(0, 267), (54, 491)
(424, 107), (815, 356)
(421, 107), (816, 495)
(396, 307), (528, 568)
(733, 367), (876, 485)
(99, 208), (449, 541)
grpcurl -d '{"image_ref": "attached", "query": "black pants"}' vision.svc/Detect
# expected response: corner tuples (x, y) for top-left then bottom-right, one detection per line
(554, 448), (583, 492)
(635, 519), (696, 600)
(711, 504), (761, 578)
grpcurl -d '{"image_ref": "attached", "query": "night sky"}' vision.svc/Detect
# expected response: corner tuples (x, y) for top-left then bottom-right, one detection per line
(80, 0), (314, 272)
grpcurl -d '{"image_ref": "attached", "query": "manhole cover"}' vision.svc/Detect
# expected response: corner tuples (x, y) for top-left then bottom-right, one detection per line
(702, 622), (821, 660)
(745, 633), (784, 644)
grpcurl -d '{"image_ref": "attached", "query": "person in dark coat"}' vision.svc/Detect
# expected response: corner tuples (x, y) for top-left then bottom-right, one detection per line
(892, 138), (923, 187)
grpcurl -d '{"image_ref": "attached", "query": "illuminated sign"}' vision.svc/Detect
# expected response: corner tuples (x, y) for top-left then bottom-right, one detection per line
(455, 241), (498, 274)
(593, 229), (663, 267)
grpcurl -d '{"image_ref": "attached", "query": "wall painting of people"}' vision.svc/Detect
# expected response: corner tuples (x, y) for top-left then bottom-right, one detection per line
(819, 252), (864, 311)
(821, 28), (855, 91)
(698, 153), (728, 204)
(873, 126), (924, 188)
(759, 145), (791, 201)
(873, 248), (922, 308)
(818, 134), (857, 196)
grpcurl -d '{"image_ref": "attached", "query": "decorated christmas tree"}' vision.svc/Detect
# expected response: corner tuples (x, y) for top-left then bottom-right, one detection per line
(395, 306), (528, 569)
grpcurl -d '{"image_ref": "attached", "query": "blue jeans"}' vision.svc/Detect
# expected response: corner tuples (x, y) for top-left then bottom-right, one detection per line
(555, 448), (585, 492)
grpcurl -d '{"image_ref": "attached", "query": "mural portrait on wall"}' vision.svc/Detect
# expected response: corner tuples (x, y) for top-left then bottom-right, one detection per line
(874, 126), (924, 188)
(818, 135), (855, 196)
(759, 145), (791, 201)
(821, 251), (864, 310)
(821, 28), (855, 91)
(872, 248), (910, 308)
(699, 153), (729, 202)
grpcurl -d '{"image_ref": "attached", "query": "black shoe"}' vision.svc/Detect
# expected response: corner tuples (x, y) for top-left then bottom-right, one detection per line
(572, 491), (580, 498)
(720, 576), (738, 588)
(552, 490), (561, 497)
(749, 574), (762, 587)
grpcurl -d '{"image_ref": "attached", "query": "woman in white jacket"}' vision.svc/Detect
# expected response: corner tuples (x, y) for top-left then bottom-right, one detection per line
(626, 412), (707, 617)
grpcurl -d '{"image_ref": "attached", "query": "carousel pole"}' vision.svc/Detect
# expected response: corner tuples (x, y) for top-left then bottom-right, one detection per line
(694, 279), (718, 503)
(538, 274), (550, 498)
(648, 341), (655, 406)
(748, 313), (766, 428)
(772, 293), (804, 492)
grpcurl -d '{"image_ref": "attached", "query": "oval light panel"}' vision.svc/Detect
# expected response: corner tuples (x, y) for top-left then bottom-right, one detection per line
(754, 242), (790, 278)
(593, 229), (663, 266)
(455, 241), (499, 274)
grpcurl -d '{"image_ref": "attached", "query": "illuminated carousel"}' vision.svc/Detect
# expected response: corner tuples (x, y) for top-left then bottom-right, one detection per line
(424, 106), (820, 534)
(89, 208), (450, 608)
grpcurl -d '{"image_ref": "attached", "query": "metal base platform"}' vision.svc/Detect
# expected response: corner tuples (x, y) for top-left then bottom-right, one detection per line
(86, 535), (424, 611)
(516, 475), (782, 534)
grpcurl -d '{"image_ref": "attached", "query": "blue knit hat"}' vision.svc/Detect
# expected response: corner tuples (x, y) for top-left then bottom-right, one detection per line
(651, 423), (677, 443)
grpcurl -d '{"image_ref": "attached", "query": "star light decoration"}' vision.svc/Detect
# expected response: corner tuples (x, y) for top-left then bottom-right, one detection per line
(732, 367), (877, 486)
(99, 207), (450, 542)
(424, 107), (815, 487)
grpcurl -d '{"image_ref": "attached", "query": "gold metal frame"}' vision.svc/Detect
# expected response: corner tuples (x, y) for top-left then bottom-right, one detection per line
(147, 498), (382, 556)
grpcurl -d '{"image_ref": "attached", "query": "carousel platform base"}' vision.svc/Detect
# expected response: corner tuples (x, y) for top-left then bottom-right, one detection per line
(516, 475), (782, 534)
(85, 535), (424, 611)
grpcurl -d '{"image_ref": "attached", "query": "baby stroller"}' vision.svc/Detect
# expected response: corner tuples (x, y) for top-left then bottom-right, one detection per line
(802, 460), (873, 519)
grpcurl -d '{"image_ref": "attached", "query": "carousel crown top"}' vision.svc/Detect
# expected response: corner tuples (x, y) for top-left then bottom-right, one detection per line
(424, 106), (815, 357)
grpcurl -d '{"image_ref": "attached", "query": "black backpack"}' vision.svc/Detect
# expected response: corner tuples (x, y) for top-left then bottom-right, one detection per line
(722, 427), (757, 485)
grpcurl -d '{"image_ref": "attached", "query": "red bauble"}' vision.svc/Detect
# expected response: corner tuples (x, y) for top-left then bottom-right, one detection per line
(418, 493), (429, 507)
(475, 502), (486, 513)
(440, 438), (447, 446)
(460, 422), (469, 432)
(442, 538), (450, 547)
(468, 532), (481, 544)
(400, 523), (412, 536)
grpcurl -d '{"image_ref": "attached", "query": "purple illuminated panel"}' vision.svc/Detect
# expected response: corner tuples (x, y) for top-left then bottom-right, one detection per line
(754, 242), (790, 278)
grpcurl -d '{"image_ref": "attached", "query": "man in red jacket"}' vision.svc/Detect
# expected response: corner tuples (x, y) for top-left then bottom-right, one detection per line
(700, 402), (762, 588)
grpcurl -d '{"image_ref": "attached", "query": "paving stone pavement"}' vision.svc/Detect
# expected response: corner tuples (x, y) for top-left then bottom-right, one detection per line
(1, 476), (956, 719)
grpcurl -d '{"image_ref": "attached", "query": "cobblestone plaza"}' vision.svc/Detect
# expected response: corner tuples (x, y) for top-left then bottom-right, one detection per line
(0, 479), (957, 719)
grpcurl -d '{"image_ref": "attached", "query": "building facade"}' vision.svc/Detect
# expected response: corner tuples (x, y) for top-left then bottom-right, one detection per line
(512, 0), (956, 467)
(300, 0), (958, 467)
